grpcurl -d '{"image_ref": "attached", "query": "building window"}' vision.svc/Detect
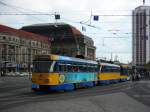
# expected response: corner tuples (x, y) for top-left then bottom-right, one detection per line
(13, 38), (15, 42)
(38, 42), (41, 48)
(3, 36), (6, 40)
(36, 41), (38, 47)
(8, 37), (11, 41)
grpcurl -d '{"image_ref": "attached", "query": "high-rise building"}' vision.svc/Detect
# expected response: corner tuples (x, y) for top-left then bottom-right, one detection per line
(132, 5), (150, 66)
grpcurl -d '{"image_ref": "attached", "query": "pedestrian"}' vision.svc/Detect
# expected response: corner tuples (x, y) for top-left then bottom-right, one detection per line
(132, 73), (135, 81)
(1, 71), (4, 76)
(136, 73), (139, 81)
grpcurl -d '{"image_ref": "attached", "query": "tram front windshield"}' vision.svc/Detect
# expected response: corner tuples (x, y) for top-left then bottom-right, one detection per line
(33, 61), (52, 73)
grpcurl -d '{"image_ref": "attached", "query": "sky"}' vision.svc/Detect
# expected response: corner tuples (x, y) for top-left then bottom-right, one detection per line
(0, 0), (150, 63)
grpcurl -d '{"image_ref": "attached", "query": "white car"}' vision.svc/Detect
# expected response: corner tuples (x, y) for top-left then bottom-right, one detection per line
(20, 72), (29, 76)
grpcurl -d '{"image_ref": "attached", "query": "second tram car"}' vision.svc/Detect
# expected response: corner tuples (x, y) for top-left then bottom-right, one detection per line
(98, 63), (121, 84)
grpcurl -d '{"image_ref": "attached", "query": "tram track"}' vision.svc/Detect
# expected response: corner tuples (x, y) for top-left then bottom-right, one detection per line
(1, 79), (150, 111)
(0, 81), (131, 111)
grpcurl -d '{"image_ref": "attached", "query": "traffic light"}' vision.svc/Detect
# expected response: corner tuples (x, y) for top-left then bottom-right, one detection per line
(55, 14), (60, 20)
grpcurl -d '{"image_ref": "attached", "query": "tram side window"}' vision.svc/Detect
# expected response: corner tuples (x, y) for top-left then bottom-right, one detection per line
(117, 67), (120, 73)
(79, 65), (87, 72)
(84, 65), (87, 72)
(93, 65), (98, 72)
(72, 65), (79, 72)
(87, 66), (96, 72)
(111, 67), (120, 73)
(63, 64), (67, 72)
(101, 66), (113, 73)
(53, 62), (67, 72)
(101, 66), (120, 73)
(59, 65), (63, 72)
(53, 63), (58, 72)
(54, 62), (97, 73)
(87, 66), (93, 72)
(87, 66), (92, 72)
(78, 65), (81, 72)
(59, 64), (67, 72)
(67, 65), (72, 72)
(101, 66), (107, 73)
(78, 65), (82, 72)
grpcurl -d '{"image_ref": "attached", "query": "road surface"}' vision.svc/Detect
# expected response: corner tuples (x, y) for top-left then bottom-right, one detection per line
(0, 76), (150, 112)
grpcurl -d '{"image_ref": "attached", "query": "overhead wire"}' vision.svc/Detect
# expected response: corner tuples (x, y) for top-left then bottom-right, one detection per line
(0, 1), (51, 22)
(0, 12), (150, 16)
(0, 1), (133, 55)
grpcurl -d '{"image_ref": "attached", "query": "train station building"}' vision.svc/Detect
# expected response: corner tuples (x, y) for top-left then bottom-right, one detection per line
(21, 23), (96, 60)
(0, 24), (50, 73)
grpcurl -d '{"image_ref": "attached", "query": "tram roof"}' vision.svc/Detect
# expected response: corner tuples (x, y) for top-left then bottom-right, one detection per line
(100, 62), (120, 67)
(120, 65), (129, 68)
(34, 54), (98, 64)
